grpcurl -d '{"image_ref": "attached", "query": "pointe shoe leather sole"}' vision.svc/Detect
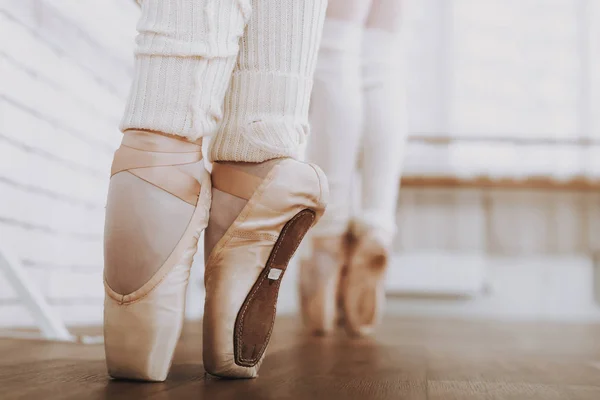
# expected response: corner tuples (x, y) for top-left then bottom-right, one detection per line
(234, 208), (315, 367)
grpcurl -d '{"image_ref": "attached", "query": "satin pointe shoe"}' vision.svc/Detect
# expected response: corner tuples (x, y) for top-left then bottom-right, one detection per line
(342, 226), (390, 337)
(299, 235), (348, 335)
(103, 131), (211, 382)
(203, 159), (328, 379)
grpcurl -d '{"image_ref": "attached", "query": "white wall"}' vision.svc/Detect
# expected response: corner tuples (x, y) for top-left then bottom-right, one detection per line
(385, 255), (600, 322)
(1, 0), (599, 329)
(383, 188), (600, 322)
(0, 0), (138, 327)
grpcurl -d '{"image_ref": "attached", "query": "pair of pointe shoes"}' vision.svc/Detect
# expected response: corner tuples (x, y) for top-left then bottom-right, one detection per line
(103, 130), (327, 381)
(300, 226), (389, 337)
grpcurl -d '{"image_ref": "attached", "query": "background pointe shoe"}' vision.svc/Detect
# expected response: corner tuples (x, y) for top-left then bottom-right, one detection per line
(299, 235), (348, 335)
(341, 226), (390, 337)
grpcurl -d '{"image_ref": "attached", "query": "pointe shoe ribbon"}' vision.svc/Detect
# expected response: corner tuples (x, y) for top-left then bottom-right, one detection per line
(110, 131), (203, 205)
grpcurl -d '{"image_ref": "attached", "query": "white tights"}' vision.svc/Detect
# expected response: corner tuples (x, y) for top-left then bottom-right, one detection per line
(307, 0), (408, 243)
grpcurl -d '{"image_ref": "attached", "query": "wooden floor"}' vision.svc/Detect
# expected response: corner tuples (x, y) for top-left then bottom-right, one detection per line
(2, 316), (600, 399)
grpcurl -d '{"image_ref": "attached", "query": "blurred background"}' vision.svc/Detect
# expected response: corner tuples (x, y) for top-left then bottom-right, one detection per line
(1, 0), (599, 335)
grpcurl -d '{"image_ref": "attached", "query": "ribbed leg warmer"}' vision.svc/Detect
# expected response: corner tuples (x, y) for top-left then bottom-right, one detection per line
(122, 0), (326, 162)
(357, 28), (408, 240)
(121, 0), (251, 140)
(306, 18), (364, 236)
(306, 17), (407, 240)
(210, 0), (327, 162)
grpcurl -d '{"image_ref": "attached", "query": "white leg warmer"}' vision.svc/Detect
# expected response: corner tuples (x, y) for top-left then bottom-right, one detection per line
(210, 0), (328, 162)
(121, 0), (251, 140)
(356, 27), (408, 240)
(306, 19), (364, 236)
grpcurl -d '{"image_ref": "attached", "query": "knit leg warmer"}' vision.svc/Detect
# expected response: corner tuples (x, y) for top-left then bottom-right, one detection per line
(121, 0), (251, 140)
(209, 0), (327, 162)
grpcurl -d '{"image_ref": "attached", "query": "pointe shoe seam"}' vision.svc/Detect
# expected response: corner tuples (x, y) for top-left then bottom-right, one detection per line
(125, 169), (200, 206)
(206, 159), (324, 264)
(306, 163), (324, 205)
(235, 209), (315, 365)
(104, 173), (210, 304)
(299, 239), (346, 333)
(111, 132), (204, 203)
(205, 165), (281, 265)
(230, 231), (278, 242)
(111, 145), (203, 176)
(104, 226), (202, 305)
(104, 221), (201, 303)
(203, 198), (259, 266)
(120, 143), (202, 154)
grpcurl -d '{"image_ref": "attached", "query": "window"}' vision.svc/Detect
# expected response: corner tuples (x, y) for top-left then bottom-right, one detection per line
(403, 0), (600, 182)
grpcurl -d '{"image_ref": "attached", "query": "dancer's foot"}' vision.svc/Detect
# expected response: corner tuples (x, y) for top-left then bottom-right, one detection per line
(299, 235), (348, 335)
(203, 159), (328, 378)
(342, 225), (389, 337)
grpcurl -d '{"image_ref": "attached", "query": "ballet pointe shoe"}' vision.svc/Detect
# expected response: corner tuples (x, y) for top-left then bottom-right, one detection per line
(103, 130), (210, 382)
(203, 159), (328, 379)
(342, 226), (389, 337)
(299, 235), (347, 335)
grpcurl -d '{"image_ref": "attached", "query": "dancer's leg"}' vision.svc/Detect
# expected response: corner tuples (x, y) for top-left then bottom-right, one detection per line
(203, 0), (329, 378)
(299, 0), (373, 335)
(305, 0), (373, 237)
(343, 0), (408, 337)
(106, 0), (248, 296)
(205, 0), (327, 255)
(104, 0), (249, 381)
